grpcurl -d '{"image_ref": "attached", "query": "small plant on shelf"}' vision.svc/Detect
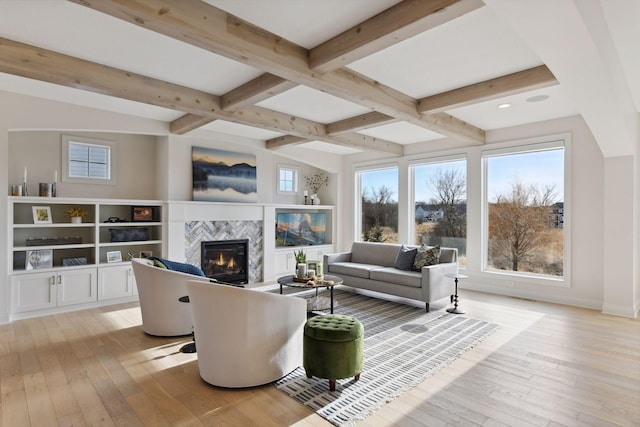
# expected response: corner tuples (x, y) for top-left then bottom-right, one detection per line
(65, 207), (88, 223)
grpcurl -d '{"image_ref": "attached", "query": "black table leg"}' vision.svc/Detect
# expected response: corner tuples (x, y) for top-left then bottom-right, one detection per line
(330, 286), (334, 314)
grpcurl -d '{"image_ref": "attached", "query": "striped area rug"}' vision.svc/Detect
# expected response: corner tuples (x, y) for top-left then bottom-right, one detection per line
(274, 289), (499, 427)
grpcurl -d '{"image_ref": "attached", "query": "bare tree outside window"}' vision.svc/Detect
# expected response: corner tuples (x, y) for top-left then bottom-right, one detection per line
(358, 168), (398, 243)
(414, 161), (467, 265)
(486, 148), (564, 277)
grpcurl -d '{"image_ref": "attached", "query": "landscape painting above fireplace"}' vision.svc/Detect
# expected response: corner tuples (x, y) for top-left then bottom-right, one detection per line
(192, 146), (257, 203)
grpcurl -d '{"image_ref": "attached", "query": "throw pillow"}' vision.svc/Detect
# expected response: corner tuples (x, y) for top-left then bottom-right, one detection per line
(149, 257), (205, 277)
(412, 245), (441, 271)
(394, 245), (418, 270)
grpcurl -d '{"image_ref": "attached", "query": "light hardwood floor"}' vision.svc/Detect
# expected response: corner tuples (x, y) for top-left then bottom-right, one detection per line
(1, 288), (638, 427)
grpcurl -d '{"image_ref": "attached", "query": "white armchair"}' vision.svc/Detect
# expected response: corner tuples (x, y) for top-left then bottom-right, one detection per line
(131, 258), (209, 337)
(186, 279), (306, 388)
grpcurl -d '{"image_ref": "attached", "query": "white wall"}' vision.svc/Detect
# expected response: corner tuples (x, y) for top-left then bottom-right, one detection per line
(340, 115), (613, 312)
(156, 132), (334, 205)
(9, 131), (159, 200)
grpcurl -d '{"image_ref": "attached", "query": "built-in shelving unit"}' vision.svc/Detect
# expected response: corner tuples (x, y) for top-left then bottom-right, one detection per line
(8, 197), (164, 318)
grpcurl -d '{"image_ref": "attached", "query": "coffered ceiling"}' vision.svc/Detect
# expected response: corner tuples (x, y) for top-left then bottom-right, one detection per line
(0, 0), (637, 157)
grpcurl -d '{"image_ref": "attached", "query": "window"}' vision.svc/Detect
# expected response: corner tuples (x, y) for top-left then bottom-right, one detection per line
(412, 158), (467, 267)
(62, 135), (115, 184)
(277, 165), (298, 193)
(484, 143), (565, 278)
(356, 166), (398, 243)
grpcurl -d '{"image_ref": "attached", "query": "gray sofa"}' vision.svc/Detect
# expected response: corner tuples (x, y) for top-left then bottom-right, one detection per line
(323, 241), (458, 311)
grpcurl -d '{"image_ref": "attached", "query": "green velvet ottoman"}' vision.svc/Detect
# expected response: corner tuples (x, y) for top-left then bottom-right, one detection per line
(303, 314), (364, 391)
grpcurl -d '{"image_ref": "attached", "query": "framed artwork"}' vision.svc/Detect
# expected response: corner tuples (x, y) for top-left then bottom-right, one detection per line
(192, 146), (257, 203)
(307, 260), (323, 275)
(26, 249), (53, 270)
(107, 251), (123, 263)
(32, 206), (52, 224)
(132, 206), (153, 222)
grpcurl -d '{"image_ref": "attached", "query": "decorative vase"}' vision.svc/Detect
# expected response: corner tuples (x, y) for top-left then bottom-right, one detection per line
(71, 216), (82, 224)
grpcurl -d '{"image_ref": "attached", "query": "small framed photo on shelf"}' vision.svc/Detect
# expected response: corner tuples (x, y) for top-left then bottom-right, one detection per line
(307, 260), (323, 276)
(131, 206), (153, 222)
(140, 250), (153, 258)
(32, 206), (52, 224)
(26, 249), (53, 270)
(106, 251), (123, 263)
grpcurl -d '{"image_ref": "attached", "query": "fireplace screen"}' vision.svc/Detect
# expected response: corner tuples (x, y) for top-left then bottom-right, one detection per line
(201, 239), (249, 284)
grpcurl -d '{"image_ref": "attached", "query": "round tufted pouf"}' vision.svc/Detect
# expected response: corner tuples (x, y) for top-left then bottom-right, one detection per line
(303, 314), (364, 391)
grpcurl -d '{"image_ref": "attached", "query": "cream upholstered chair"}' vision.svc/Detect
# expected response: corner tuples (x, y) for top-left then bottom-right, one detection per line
(131, 258), (209, 337)
(186, 279), (306, 388)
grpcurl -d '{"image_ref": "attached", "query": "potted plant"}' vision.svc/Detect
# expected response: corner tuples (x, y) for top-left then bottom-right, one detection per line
(294, 249), (307, 277)
(65, 207), (88, 224)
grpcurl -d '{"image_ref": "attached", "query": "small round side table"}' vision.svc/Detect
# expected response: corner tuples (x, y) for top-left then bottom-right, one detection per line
(444, 273), (468, 314)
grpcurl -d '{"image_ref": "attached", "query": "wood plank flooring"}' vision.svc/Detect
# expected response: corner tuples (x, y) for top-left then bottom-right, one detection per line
(1, 288), (638, 427)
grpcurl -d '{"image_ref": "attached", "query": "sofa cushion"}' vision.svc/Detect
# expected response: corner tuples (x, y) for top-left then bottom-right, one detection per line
(413, 245), (440, 271)
(350, 242), (401, 267)
(394, 245), (417, 270)
(370, 267), (422, 288)
(328, 262), (379, 279)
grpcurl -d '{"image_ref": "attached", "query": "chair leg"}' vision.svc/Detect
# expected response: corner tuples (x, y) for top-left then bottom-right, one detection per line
(329, 379), (336, 391)
(305, 369), (312, 379)
(354, 373), (361, 382)
(425, 302), (430, 312)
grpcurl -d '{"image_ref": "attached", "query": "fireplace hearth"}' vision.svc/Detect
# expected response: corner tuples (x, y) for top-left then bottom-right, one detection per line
(201, 239), (249, 284)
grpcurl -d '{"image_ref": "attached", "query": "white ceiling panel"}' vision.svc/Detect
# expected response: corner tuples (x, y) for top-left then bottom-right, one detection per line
(347, 7), (542, 98)
(205, 0), (401, 49)
(448, 85), (578, 130)
(256, 86), (372, 124)
(298, 141), (362, 155)
(358, 122), (443, 144)
(0, 0), (262, 94)
(0, 73), (182, 122)
(200, 120), (284, 140)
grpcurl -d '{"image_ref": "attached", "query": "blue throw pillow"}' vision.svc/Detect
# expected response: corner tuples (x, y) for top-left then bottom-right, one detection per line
(394, 245), (418, 270)
(149, 257), (205, 277)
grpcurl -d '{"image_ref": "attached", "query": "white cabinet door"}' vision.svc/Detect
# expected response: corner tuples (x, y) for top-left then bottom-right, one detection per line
(57, 268), (98, 306)
(11, 272), (57, 313)
(98, 265), (134, 300)
(274, 250), (296, 277)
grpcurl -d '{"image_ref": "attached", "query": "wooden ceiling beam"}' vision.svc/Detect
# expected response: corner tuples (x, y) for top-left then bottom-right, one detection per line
(326, 111), (396, 135)
(170, 114), (216, 134)
(266, 135), (310, 150)
(70, 0), (485, 144)
(0, 37), (222, 115)
(221, 73), (297, 111)
(417, 65), (558, 114)
(172, 73), (297, 134)
(310, 0), (484, 73)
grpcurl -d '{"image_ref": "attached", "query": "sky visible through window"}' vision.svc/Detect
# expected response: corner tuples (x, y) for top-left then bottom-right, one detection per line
(362, 149), (563, 204)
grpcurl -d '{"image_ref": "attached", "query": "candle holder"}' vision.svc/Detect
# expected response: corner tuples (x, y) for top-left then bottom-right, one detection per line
(23, 181), (28, 196)
(304, 195), (308, 205)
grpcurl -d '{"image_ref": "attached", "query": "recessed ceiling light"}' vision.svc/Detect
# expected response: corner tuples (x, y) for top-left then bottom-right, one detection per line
(526, 95), (550, 103)
(497, 103), (511, 109)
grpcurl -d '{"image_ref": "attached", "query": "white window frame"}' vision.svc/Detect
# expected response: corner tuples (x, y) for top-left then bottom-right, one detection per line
(276, 164), (299, 194)
(409, 154), (468, 246)
(481, 136), (570, 286)
(354, 163), (399, 242)
(61, 135), (116, 185)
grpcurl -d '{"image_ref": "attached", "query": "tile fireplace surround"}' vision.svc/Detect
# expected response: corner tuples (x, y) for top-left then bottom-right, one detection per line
(165, 202), (269, 283)
(185, 220), (263, 283)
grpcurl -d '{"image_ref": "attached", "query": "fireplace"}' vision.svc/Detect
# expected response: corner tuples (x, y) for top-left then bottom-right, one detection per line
(201, 239), (249, 284)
